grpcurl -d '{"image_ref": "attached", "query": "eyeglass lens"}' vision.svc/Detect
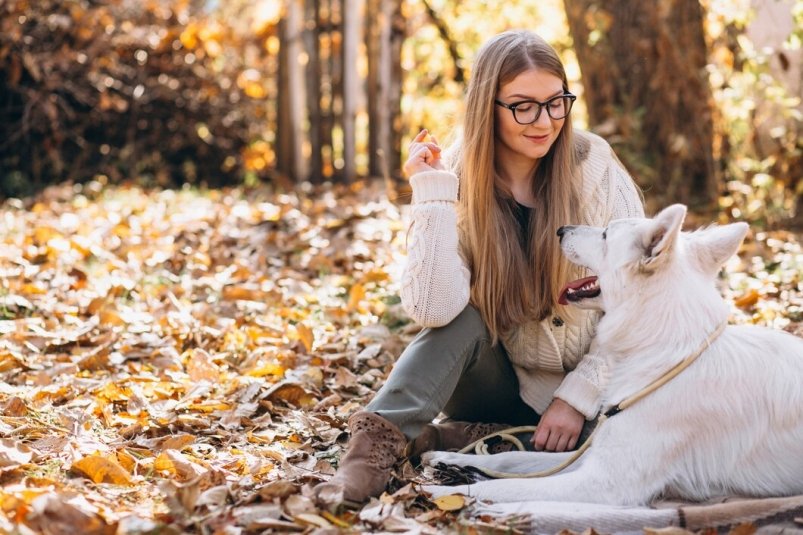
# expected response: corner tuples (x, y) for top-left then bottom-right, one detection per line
(514, 96), (573, 124)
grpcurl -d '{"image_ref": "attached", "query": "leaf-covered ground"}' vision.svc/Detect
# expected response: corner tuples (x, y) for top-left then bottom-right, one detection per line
(1, 181), (801, 534)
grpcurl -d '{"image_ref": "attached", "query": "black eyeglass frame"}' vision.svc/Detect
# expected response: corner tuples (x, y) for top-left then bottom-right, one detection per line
(494, 93), (577, 124)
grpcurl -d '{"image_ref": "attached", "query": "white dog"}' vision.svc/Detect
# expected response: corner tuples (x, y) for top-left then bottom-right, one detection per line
(423, 204), (803, 505)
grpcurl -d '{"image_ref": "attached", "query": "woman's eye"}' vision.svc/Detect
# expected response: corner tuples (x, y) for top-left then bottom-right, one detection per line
(516, 103), (534, 112)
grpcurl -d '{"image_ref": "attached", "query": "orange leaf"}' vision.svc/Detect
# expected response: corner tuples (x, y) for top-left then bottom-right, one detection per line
(246, 362), (286, 378)
(160, 434), (195, 451)
(72, 454), (133, 485)
(154, 450), (205, 481)
(347, 283), (365, 311)
(734, 289), (760, 309)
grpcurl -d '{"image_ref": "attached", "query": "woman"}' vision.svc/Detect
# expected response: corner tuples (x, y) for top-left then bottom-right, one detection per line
(314, 29), (643, 504)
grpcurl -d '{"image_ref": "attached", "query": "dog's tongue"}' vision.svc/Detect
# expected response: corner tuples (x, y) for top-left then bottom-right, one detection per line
(558, 276), (599, 305)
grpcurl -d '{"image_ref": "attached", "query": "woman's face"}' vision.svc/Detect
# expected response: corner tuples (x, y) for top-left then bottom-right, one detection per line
(494, 68), (567, 167)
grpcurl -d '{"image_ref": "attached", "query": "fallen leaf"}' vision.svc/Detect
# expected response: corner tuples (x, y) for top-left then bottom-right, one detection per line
(264, 381), (316, 408)
(294, 513), (332, 528)
(186, 348), (221, 382)
(347, 283), (365, 311)
(72, 454), (133, 485)
(296, 323), (314, 353)
(431, 493), (466, 512)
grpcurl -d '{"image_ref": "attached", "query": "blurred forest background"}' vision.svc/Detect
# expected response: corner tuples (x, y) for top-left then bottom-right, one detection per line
(0, 0), (800, 226)
(0, 2), (801, 531)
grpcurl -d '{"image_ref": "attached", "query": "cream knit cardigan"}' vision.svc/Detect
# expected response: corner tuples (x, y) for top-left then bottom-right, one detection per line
(400, 131), (644, 419)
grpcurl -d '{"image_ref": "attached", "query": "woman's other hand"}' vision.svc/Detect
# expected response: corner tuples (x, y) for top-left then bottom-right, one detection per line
(403, 129), (444, 176)
(531, 398), (584, 452)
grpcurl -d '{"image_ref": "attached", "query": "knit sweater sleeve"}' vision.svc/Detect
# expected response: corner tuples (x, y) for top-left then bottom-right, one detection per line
(552, 143), (644, 419)
(400, 170), (471, 327)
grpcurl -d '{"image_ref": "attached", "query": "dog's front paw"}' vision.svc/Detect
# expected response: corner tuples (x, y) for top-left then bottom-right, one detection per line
(422, 484), (472, 499)
(421, 450), (476, 467)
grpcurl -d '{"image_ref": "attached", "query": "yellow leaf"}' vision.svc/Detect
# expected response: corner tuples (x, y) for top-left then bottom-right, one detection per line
(187, 402), (231, 413)
(246, 362), (286, 378)
(72, 454), (133, 485)
(320, 511), (351, 528)
(361, 268), (389, 283)
(295, 513), (332, 528)
(432, 494), (466, 511)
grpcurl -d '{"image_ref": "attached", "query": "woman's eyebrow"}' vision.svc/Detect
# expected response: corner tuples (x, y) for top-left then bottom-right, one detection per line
(505, 89), (564, 100)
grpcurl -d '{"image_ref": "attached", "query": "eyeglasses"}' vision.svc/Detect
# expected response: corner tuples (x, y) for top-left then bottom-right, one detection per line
(494, 93), (577, 124)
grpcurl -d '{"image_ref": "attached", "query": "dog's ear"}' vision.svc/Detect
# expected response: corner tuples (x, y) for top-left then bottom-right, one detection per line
(640, 204), (687, 270)
(690, 222), (749, 276)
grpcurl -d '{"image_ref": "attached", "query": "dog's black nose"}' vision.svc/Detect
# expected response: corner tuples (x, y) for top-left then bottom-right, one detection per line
(557, 226), (567, 241)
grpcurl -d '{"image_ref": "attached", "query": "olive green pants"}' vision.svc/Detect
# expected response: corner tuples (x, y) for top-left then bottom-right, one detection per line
(366, 305), (539, 439)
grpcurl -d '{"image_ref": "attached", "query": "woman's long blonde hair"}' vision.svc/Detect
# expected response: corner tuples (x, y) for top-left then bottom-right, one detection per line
(452, 30), (584, 342)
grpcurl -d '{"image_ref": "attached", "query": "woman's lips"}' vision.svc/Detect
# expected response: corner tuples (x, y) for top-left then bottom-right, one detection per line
(525, 134), (550, 143)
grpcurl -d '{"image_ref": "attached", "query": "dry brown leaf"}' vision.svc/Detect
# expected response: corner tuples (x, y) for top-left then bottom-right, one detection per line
(264, 381), (316, 408)
(257, 480), (297, 500)
(296, 323), (314, 353)
(2, 396), (27, 417)
(186, 348), (221, 382)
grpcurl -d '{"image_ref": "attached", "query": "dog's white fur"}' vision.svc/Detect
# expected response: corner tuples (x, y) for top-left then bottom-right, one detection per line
(423, 205), (803, 505)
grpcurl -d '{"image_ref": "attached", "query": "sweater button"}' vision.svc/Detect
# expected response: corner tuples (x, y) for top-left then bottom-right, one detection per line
(552, 316), (564, 327)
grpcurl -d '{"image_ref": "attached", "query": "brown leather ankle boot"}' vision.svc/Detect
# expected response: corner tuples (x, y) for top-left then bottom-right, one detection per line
(406, 420), (514, 460)
(313, 411), (406, 505)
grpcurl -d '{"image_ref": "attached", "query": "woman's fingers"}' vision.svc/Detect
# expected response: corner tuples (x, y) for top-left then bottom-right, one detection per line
(403, 129), (444, 176)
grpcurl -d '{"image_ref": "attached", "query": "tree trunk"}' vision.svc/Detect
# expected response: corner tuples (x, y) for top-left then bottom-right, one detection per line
(388, 0), (405, 179)
(277, 0), (308, 182)
(564, 0), (718, 210)
(341, 0), (363, 183)
(366, 0), (403, 179)
(304, 0), (323, 183)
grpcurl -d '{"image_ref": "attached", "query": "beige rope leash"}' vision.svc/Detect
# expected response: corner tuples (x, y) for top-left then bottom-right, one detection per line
(461, 321), (728, 479)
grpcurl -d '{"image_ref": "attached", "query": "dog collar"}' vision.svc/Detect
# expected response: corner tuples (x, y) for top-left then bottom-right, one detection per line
(603, 321), (728, 419)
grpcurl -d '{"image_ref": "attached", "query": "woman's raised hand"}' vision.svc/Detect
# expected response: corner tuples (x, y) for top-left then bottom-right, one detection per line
(403, 129), (444, 177)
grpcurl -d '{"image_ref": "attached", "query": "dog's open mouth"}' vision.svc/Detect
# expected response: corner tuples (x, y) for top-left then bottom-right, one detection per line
(558, 276), (601, 305)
